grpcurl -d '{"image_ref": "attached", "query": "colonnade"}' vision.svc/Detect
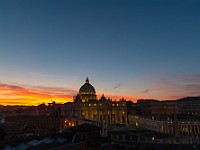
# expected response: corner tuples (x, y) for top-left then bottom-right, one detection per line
(81, 109), (127, 124)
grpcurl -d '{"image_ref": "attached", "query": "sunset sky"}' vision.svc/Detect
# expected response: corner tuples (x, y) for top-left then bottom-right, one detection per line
(0, 0), (200, 105)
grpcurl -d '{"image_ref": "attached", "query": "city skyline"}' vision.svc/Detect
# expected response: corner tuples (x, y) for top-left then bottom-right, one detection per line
(0, 0), (200, 105)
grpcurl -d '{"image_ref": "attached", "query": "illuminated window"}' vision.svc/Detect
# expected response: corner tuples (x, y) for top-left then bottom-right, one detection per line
(100, 104), (102, 106)
(94, 104), (96, 106)
(122, 111), (125, 115)
(112, 110), (115, 114)
(136, 122), (139, 127)
(89, 104), (92, 106)
(93, 110), (97, 115)
(117, 104), (119, 106)
(112, 104), (115, 106)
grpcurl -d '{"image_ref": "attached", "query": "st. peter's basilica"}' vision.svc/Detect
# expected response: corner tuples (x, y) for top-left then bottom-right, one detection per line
(62, 77), (127, 124)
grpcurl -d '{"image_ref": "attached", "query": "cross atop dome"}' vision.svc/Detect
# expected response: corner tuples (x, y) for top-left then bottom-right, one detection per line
(86, 77), (89, 83)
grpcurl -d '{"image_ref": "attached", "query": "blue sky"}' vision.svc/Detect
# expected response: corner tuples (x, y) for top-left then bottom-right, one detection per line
(0, 0), (200, 105)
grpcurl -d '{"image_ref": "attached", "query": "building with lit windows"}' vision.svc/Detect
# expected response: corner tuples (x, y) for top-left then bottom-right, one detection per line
(128, 97), (200, 142)
(136, 97), (200, 116)
(62, 78), (127, 124)
(129, 114), (200, 142)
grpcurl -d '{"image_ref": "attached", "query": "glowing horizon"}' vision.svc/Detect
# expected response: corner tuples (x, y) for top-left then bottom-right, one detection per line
(0, 76), (200, 106)
(0, 82), (139, 106)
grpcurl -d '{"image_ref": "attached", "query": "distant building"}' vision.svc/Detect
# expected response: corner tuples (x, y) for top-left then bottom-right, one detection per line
(0, 114), (64, 142)
(136, 97), (200, 116)
(0, 102), (64, 142)
(129, 114), (200, 140)
(136, 99), (179, 115)
(178, 97), (200, 115)
(129, 97), (200, 141)
(62, 77), (127, 124)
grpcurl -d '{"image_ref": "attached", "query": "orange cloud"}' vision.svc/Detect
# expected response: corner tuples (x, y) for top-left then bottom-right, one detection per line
(0, 83), (76, 106)
(0, 82), (140, 105)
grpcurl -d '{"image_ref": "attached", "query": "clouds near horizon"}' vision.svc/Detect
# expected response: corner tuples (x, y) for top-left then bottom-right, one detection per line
(141, 74), (200, 99)
(0, 74), (200, 105)
(0, 83), (76, 105)
(0, 82), (137, 105)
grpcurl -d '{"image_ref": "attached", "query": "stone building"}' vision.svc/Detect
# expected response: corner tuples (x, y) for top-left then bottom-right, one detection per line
(136, 97), (200, 116)
(136, 99), (179, 115)
(130, 97), (200, 141)
(62, 78), (127, 124)
(129, 114), (200, 142)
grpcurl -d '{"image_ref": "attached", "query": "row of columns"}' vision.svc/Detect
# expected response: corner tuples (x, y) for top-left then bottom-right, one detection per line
(81, 110), (126, 124)
(163, 123), (200, 136)
(133, 117), (200, 137)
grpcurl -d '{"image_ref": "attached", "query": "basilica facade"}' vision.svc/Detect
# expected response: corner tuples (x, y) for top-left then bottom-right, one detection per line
(63, 78), (127, 124)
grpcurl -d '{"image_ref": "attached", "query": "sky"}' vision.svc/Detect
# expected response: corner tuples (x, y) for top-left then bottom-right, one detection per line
(0, 0), (200, 105)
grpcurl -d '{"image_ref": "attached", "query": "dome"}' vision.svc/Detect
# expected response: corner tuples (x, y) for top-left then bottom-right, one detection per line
(79, 77), (96, 94)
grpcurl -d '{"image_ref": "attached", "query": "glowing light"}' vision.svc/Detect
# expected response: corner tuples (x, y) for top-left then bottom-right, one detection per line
(0, 84), (73, 105)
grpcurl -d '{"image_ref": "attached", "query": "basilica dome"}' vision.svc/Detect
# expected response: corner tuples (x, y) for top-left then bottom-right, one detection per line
(79, 77), (96, 94)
